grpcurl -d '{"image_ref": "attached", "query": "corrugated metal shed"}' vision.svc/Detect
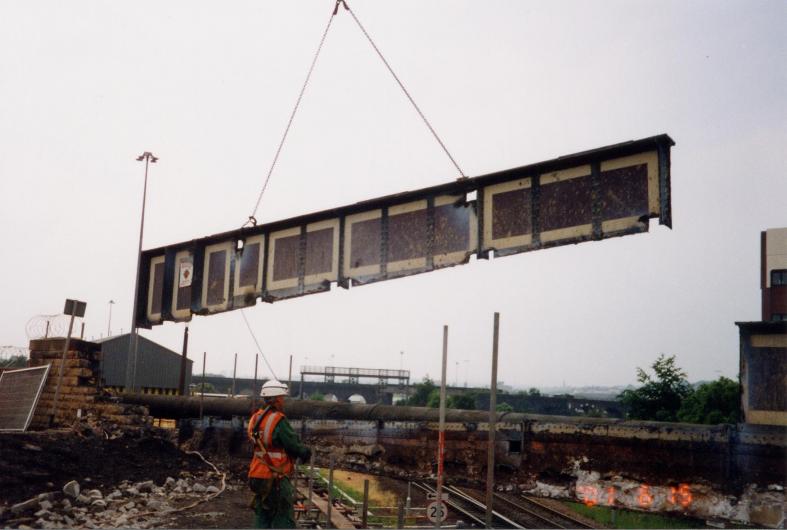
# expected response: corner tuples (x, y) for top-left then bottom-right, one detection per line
(95, 334), (192, 391)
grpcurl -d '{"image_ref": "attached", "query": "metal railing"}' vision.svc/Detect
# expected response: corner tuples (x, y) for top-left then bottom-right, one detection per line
(301, 366), (410, 379)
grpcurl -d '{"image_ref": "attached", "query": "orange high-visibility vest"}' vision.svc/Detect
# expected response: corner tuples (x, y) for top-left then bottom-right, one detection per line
(247, 408), (294, 479)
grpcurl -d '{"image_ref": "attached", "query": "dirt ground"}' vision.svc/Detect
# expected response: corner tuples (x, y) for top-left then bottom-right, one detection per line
(162, 464), (256, 530)
(0, 428), (208, 506)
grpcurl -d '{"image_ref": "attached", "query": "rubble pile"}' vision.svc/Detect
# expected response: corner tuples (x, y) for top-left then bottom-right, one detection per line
(27, 338), (148, 428)
(2, 472), (224, 529)
(0, 427), (218, 529)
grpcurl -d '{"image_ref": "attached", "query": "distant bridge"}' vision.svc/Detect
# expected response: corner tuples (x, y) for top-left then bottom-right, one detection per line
(197, 374), (623, 416)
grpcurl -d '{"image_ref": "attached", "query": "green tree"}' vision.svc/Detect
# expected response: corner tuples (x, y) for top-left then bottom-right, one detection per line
(527, 387), (541, 397)
(2, 355), (27, 368)
(426, 389), (441, 408)
(198, 382), (216, 393)
(618, 354), (693, 422)
(309, 392), (325, 401)
(677, 377), (740, 424)
(496, 402), (514, 412)
(407, 377), (437, 406)
(448, 393), (476, 410)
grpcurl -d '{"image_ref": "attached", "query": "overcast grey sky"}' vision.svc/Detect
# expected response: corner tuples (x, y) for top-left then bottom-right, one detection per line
(1, 1), (785, 389)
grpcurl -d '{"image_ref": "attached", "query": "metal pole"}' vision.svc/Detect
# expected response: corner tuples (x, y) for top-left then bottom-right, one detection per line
(406, 480), (411, 517)
(231, 353), (237, 397)
(252, 354), (258, 410)
(127, 152), (155, 393)
(436, 325), (448, 528)
(44, 321), (50, 339)
(107, 300), (114, 337)
(327, 455), (335, 529)
(200, 351), (206, 422)
(80, 322), (85, 339)
(361, 479), (369, 528)
(49, 306), (78, 426)
(178, 326), (189, 396)
(300, 372), (304, 400)
(485, 312), (500, 529)
(288, 354), (293, 394)
(308, 451), (315, 520)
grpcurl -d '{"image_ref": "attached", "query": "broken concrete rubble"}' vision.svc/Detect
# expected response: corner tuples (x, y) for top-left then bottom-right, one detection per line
(1, 472), (225, 529)
(10, 498), (39, 515)
(61, 481), (79, 500)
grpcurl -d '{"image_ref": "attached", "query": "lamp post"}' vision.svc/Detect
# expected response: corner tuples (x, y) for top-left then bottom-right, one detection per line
(125, 151), (158, 393)
(107, 300), (115, 337)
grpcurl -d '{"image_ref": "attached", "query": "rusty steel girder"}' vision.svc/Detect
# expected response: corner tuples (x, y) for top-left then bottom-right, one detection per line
(135, 135), (674, 328)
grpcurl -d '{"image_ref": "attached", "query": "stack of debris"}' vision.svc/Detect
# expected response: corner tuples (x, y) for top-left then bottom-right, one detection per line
(3, 472), (223, 529)
(27, 338), (148, 429)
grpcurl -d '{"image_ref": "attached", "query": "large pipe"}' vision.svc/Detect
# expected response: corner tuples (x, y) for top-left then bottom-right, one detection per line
(122, 393), (533, 423)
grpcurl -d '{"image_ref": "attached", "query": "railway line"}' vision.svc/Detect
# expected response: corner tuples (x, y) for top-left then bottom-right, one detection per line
(491, 491), (594, 529)
(413, 481), (595, 529)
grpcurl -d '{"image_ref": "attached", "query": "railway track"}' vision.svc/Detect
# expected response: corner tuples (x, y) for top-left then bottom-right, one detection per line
(414, 481), (595, 529)
(412, 481), (524, 529)
(492, 491), (595, 529)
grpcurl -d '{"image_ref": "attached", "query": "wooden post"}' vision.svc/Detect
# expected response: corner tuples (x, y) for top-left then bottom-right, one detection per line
(361, 479), (370, 528)
(49, 306), (78, 425)
(327, 455), (335, 529)
(435, 325), (448, 528)
(485, 312), (500, 529)
(397, 499), (405, 529)
(80, 322), (85, 339)
(178, 325), (189, 396)
(200, 351), (206, 422)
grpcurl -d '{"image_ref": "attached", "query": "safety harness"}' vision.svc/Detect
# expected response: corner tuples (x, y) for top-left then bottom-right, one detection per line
(250, 407), (288, 478)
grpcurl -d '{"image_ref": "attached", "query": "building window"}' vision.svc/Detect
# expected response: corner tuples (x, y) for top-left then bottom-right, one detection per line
(772, 269), (787, 286)
(772, 314), (786, 322)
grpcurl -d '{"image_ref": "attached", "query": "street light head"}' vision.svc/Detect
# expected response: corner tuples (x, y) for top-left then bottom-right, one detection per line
(136, 151), (158, 162)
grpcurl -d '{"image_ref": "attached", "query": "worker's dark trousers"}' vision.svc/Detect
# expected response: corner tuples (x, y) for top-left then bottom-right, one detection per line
(251, 477), (296, 528)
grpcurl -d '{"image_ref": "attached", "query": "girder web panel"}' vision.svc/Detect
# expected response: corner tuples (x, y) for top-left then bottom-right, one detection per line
(135, 135), (674, 328)
(0, 365), (51, 432)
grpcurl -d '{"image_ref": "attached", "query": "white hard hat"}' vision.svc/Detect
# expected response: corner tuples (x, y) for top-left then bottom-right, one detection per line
(260, 379), (288, 398)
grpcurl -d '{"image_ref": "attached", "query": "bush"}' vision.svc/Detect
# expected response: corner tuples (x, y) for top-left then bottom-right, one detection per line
(618, 354), (693, 422)
(677, 377), (739, 424)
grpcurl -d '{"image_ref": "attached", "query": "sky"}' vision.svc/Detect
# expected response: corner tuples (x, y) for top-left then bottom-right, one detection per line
(1, 1), (785, 389)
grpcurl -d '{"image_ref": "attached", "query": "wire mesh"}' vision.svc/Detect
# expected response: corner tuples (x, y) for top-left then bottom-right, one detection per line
(25, 314), (84, 340)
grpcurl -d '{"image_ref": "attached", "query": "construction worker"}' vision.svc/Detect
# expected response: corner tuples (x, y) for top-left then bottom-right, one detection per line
(248, 379), (311, 528)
